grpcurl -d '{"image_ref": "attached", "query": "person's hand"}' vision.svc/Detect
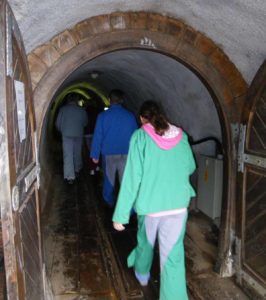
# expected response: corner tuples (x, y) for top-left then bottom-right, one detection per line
(113, 222), (125, 231)
(92, 158), (99, 164)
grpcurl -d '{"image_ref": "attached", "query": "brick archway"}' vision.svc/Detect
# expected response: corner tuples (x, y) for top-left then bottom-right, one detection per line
(29, 12), (247, 275)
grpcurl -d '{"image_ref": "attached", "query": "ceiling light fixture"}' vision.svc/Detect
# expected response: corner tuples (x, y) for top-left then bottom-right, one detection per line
(90, 71), (101, 79)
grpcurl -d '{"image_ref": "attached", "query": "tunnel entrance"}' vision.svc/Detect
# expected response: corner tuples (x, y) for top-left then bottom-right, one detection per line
(31, 15), (248, 284)
(39, 49), (224, 299)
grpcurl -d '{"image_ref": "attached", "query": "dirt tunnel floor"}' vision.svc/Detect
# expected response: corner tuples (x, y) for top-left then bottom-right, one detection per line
(42, 168), (249, 300)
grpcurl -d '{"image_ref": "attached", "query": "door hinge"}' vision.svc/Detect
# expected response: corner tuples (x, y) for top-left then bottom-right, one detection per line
(242, 153), (266, 169)
(24, 165), (40, 192)
(238, 124), (266, 172)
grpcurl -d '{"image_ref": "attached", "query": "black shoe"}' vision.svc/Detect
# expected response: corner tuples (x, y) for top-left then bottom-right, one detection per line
(67, 179), (74, 185)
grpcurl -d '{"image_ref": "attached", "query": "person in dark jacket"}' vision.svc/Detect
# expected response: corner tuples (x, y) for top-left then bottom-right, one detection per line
(56, 93), (88, 184)
(90, 89), (138, 206)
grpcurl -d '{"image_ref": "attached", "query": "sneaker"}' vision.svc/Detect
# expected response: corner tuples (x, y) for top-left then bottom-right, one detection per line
(67, 179), (74, 185)
(134, 271), (150, 287)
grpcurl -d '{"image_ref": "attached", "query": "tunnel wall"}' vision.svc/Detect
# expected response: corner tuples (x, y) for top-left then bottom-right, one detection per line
(28, 12), (248, 276)
(39, 113), (55, 212)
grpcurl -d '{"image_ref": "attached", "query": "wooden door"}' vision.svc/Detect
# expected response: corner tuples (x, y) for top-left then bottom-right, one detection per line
(0, 1), (44, 299)
(236, 60), (266, 299)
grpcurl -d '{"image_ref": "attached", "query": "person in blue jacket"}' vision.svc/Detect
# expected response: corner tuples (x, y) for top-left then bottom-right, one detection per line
(56, 93), (88, 184)
(90, 89), (138, 206)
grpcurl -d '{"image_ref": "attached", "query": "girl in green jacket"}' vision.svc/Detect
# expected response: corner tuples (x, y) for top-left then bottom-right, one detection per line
(112, 101), (196, 300)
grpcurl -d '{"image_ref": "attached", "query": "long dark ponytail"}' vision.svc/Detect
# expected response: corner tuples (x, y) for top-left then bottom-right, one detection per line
(139, 101), (169, 136)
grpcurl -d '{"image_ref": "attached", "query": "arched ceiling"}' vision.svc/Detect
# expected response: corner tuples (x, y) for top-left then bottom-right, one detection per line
(54, 49), (221, 156)
(9, 0), (266, 83)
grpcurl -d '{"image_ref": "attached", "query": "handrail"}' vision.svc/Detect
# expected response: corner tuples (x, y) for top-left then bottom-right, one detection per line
(190, 136), (223, 156)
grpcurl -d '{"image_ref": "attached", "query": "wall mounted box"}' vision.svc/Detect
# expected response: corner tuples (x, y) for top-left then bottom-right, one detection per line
(197, 155), (223, 220)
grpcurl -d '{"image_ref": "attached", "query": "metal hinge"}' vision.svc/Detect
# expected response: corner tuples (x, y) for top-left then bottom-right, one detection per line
(24, 165), (40, 192)
(242, 153), (266, 169)
(238, 124), (266, 172)
(24, 131), (41, 191)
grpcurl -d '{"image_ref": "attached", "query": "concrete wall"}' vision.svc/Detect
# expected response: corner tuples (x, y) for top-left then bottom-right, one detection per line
(9, 0), (266, 83)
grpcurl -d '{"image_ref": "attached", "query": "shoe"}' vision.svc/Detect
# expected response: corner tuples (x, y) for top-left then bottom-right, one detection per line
(138, 280), (148, 287)
(134, 271), (149, 287)
(67, 179), (74, 185)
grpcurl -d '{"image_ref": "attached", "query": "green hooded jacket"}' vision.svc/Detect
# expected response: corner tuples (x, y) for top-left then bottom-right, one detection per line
(113, 126), (196, 224)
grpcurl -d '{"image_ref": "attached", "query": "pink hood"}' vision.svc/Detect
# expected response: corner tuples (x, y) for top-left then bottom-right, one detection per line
(142, 123), (183, 150)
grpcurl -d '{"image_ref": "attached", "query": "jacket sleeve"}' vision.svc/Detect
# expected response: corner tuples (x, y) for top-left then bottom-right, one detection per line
(90, 114), (103, 159)
(112, 130), (144, 224)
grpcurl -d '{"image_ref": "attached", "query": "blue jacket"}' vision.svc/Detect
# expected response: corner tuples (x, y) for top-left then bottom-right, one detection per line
(56, 103), (88, 137)
(90, 104), (138, 159)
